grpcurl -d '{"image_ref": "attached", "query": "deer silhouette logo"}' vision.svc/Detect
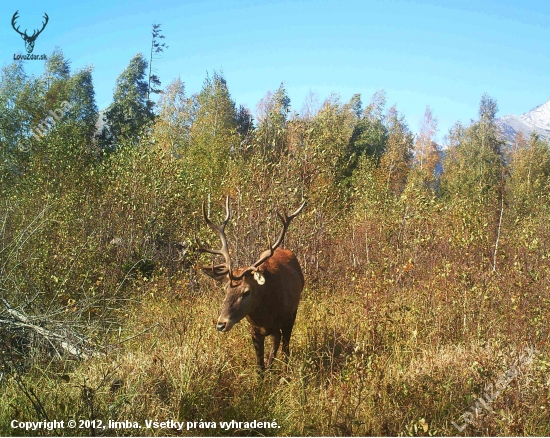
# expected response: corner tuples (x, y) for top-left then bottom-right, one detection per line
(11, 11), (49, 54)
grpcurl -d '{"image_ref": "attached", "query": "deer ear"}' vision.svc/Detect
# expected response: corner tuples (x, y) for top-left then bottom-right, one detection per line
(253, 270), (265, 285)
(200, 264), (229, 282)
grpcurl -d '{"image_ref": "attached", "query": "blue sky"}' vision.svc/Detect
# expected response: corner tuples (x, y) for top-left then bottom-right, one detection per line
(1, 0), (549, 141)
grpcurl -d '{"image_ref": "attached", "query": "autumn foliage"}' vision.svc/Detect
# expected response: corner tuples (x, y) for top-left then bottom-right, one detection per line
(1, 52), (549, 436)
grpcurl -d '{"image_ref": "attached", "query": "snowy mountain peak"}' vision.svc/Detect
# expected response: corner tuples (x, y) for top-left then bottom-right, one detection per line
(519, 99), (550, 130)
(496, 98), (550, 146)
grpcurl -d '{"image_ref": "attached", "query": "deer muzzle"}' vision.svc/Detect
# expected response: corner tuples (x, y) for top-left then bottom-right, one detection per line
(216, 318), (236, 332)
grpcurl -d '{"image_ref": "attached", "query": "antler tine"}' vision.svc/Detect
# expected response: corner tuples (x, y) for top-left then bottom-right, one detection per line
(40, 13), (49, 31)
(222, 194), (230, 227)
(31, 13), (49, 38)
(11, 11), (49, 40)
(197, 196), (234, 280)
(263, 200), (306, 257)
(289, 200), (306, 220)
(11, 11), (25, 37)
(233, 200), (306, 280)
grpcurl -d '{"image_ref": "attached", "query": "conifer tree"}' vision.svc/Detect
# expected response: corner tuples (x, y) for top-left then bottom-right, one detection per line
(101, 53), (154, 149)
(147, 24), (168, 100)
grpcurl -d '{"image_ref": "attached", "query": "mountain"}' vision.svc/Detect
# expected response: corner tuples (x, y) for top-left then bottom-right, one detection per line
(496, 99), (550, 146)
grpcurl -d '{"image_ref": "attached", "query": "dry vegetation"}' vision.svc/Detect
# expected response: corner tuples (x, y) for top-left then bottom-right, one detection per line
(1, 55), (550, 436)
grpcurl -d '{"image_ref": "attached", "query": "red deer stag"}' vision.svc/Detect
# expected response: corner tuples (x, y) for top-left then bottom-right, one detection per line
(197, 196), (305, 371)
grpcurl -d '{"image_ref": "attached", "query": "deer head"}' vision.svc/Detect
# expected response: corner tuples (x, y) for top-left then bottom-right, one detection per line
(197, 196), (305, 332)
(12, 11), (49, 54)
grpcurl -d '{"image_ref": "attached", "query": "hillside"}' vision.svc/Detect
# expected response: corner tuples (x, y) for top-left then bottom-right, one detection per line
(497, 99), (550, 145)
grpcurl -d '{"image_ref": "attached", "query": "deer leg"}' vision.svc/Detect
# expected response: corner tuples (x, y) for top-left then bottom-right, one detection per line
(251, 331), (265, 371)
(266, 331), (281, 369)
(281, 310), (298, 359)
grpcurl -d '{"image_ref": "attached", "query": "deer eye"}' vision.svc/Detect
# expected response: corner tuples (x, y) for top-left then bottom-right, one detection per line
(242, 290), (251, 297)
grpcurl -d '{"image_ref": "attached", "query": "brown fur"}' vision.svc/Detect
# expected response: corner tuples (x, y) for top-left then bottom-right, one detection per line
(203, 248), (304, 370)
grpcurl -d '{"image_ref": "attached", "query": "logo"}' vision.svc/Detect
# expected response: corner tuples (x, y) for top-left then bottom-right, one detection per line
(11, 10), (48, 58)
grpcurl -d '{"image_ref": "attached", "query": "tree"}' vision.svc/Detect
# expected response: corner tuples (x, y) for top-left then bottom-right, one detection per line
(191, 72), (237, 142)
(414, 106), (439, 172)
(147, 24), (168, 100)
(0, 61), (29, 147)
(0, 61), (35, 188)
(66, 67), (99, 144)
(255, 83), (291, 159)
(101, 53), (154, 149)
(38, 51), (98, 147)
(348, 93), (362, 118)
(441, 94), (503, 205)
(477, 93), (503, 157)
(411, 106), (440, 190)
(508, 133), (550, 215)
(300, 91), (320, 120)
(348, 90), (389, 164)
(439, 95), (505, 257)
(378, 106), (413, 196)
(152, 77), (193, 155)
(235, 105), (254, 153)
(43, 48), (70, 88)
(186, 71), (238, 201)
(298, 94), (358, 208)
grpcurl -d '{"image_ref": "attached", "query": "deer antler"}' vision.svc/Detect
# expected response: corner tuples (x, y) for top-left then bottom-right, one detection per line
(232, 200), (306, 280)
(11, 11), (48, 40)
(198, 197), (306, 282)
(30, 13), (49, 40)
(196, 196), (235, 281)
(11, 11), (25, 37)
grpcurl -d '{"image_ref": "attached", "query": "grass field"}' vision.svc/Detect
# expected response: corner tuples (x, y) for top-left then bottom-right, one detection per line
(2, 248), (549, 436)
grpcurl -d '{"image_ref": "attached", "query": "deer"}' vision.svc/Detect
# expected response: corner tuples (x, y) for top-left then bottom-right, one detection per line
(197, 196), (305, 371)
(11, 11), (49, 54)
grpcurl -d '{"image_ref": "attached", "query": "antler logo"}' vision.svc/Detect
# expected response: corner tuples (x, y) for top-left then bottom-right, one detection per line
(11, 11), (49, 54)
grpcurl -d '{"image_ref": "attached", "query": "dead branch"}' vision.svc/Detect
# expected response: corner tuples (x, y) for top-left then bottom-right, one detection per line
(0, 298), (102, 360)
